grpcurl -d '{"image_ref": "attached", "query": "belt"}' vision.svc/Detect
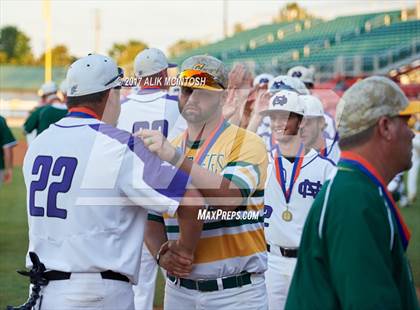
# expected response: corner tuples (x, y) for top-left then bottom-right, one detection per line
(267, 244), (298, 258)
(168, 272), (252, 292)
(43, 270), (130, 283)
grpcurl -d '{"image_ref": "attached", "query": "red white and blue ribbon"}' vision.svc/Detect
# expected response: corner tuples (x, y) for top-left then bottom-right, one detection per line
(182, 117), (228, 165)
(67, 107), (100, 120)
(340, 151), (411, 250)
(274, 143), (305, 205)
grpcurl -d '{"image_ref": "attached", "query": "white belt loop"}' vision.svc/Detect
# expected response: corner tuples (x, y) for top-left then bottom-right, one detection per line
(268, 243), (282, 256)
(216, 278), (223, 291)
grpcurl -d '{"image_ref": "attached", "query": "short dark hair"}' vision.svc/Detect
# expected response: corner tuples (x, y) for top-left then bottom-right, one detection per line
(304, 82), (314, 89)
(339, 124), (375, 150)
(67, 90), (109, 108)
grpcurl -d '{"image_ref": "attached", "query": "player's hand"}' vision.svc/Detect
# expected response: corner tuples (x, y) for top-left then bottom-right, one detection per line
(158, 241), (193, 277)
(135, 129), (176, 163)
(3, 168), (13, 184)
(252, 90), (271, 114)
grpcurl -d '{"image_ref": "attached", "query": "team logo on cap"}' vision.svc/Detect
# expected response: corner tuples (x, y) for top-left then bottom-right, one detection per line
(70, 85), (78, 95)
(292, 71), (302, 78)
(259, 78), (269, 84)
(193, 64), (205, 70)
(273, 95), (287, 106)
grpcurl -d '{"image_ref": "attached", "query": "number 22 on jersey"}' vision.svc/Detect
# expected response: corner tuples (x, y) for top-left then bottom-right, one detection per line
(29, 156), (77, 219)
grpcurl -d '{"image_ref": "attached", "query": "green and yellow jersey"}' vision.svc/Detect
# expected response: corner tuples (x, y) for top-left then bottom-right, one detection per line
(150, 121), (268, 280)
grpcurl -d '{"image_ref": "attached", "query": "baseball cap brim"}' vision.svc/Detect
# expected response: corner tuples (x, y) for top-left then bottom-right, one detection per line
(260, 109), (304, 117)
(399, 101), (420, 116)
(179, 69), (224, 91)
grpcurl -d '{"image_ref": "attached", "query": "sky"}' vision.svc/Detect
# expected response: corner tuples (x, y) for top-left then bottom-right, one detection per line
(0, 0), (417, 57)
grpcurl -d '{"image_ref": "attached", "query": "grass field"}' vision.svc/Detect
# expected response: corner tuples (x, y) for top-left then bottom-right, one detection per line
(0, 130), (419, 308)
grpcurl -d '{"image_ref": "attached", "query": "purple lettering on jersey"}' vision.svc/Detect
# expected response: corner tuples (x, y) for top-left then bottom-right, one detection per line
(29, 156), (78, 219)
(90, 123), (189, 202)
(30, 156), (53, 216)
(47, 157), (78, 219)
(263, 205), (273, 227)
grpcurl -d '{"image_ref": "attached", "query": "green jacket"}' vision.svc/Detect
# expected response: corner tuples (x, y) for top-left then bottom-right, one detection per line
(24, 104), (67, 135)
(0, 115), (17, 170)
(286, 160), (419, 310)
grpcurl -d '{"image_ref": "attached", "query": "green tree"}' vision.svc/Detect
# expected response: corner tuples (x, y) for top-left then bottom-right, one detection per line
(233, 23), (245, 34)
(108, 40), (148, 67)
(274, 2), (315, 22)
(37, 44), (76, 66)
(0, 25), (34, 64)
(167, 39), (203, 58)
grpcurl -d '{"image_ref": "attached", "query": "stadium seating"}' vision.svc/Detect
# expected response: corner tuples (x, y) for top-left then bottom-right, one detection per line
(169, 9), (420, 77)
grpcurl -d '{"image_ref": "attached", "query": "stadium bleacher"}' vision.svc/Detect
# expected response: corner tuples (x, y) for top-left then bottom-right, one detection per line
(170, 10), (419, 78)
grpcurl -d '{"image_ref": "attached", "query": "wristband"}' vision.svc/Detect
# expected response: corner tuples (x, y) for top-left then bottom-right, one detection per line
(169, 148), (183, 166)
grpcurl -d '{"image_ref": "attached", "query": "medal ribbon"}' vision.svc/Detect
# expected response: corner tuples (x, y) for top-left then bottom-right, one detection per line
(182, 117), (227, 165)
(340, 151), (411, 250)
(274, 143), (305, 204)
(320, 137), (338, 158)
(67, 107), (100, 120)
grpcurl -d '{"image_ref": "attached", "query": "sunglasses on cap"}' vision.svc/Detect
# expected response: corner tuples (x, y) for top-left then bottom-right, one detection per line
(178, 69), (224, 91)
(104, 67), (124, 89)
(270, 81), (300, 94)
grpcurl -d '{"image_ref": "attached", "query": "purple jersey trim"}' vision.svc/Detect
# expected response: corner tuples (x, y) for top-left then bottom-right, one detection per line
(88, 123), (189, 201)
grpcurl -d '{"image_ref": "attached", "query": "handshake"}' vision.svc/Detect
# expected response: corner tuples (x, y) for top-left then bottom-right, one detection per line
(157, 240), (194, 278)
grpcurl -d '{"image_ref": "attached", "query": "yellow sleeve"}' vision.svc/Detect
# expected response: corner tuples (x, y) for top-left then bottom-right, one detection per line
(222, 127), (268, 197)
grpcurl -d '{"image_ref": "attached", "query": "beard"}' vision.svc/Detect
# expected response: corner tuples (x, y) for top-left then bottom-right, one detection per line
(181, 103), (219, 124)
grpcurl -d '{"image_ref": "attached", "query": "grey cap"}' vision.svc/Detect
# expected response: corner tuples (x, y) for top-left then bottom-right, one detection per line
(336, 76), (409, 139)
(180, 55), (228, 89)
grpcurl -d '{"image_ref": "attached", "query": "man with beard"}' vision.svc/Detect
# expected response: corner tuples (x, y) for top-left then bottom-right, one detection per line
(140, 55), (269, 310)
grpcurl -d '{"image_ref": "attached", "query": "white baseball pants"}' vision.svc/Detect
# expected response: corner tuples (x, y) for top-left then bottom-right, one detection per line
(164, 273), (267, 310)
(265, 249), (297, 310)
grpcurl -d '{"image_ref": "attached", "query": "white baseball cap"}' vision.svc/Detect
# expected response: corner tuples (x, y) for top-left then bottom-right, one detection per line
(287, 66), (315, 85)
(253, 73), (274, 87)
(260, 90), (305, 116)
(59, 79), (68, 95)
(39, 81), (58, 96)
(300, 95), (324, 117)
(134, 48), (176, 78)
(268, 75), (310, 95)
(66, 54), (123, 97)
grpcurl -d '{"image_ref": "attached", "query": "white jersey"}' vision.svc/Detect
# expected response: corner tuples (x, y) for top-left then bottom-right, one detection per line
(320, 137), (341, 165)
(117, 88), (186, 141)
(256, 116), (272, 152)
(264, 149), (336, 247)
(23, 114), (188, 284)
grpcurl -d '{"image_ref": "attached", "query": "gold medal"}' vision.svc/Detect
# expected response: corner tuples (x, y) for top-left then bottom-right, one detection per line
(282, 210), (293, 222)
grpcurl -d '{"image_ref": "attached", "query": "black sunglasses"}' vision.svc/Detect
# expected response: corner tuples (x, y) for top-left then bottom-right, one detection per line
(104, 67), (124, 87)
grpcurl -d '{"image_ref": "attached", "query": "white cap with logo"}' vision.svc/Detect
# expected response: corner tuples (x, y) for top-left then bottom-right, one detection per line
(260, 90), (305, 116)
(287, 66), (315, 85)
(300, 95), (324, 117)
(253, 73), (274, 87)
(59, 79), (68, 95)
(268, 75), (310, 95)
(66, 54), (123, 97)
(134, 48), (177, 78)
(39, 81), (58, 97)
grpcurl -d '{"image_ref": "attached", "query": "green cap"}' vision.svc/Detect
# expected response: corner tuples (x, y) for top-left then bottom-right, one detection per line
(180, 55), (228, 90)
(336, 76), (409, 139)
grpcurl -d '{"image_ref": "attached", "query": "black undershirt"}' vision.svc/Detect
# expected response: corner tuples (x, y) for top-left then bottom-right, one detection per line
(285, 156), (296, 163)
